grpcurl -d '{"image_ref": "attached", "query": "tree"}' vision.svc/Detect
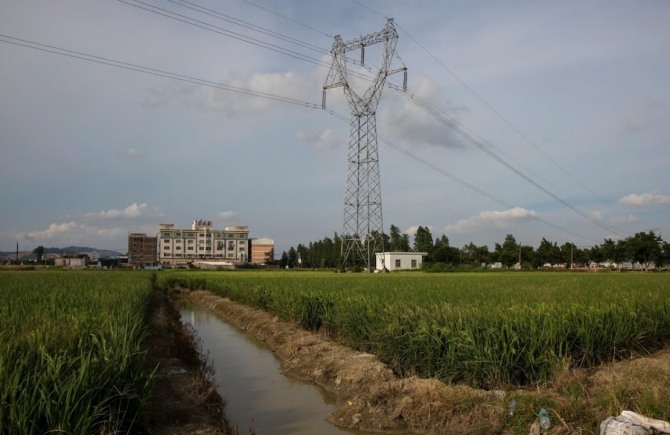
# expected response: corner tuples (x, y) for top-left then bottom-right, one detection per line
(625, 231), (663, 271)
(560, 242), (576, 268)
(496, 234), (519, 268)
(33, 246), (45, 263)
(389, 225), (402, 252)
(287, 247), (298, 268)
(413, 226), (433, 254)
(279, 251), (289, 268)
(432, 235), (460, 264)
(662, 242), (670, 268)
(399, 234), (411, 252)
(520, 245), (535, 269)
(600, 239), (621, 263)
(296, 244), (308, 268)
(535, 238), (561, 268)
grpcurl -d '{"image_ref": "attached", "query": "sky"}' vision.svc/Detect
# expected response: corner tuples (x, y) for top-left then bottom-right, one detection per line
(1, 0), (669, 255)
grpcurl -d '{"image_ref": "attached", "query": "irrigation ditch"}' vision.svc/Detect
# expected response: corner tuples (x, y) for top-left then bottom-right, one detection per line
(160, 286), (670, 434)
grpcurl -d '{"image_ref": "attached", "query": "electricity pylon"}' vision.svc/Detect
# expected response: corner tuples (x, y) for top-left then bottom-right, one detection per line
(323, 18), (407, 271)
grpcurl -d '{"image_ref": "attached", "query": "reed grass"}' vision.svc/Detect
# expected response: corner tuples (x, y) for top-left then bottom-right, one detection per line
(0, 270), (155, 434)
(159, 271), (670, 388)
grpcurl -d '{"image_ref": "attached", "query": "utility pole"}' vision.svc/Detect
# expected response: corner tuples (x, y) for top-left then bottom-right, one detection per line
(323, 18), (407, 271)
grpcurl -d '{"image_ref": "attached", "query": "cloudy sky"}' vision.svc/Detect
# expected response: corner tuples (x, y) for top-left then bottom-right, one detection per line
(1, 0), (669, 254)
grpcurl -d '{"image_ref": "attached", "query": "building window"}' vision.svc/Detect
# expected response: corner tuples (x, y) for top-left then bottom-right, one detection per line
(411, 259), (417, 268)
(395, 259), (401, 268)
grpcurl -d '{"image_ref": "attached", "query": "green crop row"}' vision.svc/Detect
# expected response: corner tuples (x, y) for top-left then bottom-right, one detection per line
(158, 271), (670, 388)
(0, 270), (155, 434)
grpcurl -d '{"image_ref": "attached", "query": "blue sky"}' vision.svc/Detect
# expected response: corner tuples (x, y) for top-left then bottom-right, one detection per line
(1, 0), (669, 255)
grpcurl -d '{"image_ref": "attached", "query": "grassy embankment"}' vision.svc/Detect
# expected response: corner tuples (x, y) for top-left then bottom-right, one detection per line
(159, 270), (670, 426)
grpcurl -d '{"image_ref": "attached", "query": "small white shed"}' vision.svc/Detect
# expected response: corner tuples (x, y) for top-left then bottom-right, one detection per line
(375, 252), (428, 272)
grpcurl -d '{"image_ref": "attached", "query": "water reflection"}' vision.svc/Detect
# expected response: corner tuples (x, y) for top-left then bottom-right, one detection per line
(179, 304), (357, 435)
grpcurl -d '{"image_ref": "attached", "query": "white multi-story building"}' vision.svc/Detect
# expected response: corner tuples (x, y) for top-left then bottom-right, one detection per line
(158, 220), (249, 266)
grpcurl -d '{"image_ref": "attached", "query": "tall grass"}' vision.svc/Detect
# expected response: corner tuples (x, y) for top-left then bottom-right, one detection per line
(0, 270), (155, 434)
(159, 271), (670, 388)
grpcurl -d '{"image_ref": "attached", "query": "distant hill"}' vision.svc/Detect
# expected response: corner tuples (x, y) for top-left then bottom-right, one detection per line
(46, 246), (124, 257)
(0, 246), (123, 260)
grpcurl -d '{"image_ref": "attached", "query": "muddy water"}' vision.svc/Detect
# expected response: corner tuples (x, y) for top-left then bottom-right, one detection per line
(179, 304), (362, 435)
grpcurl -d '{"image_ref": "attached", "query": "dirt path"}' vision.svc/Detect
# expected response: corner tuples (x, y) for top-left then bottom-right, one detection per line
(177, 289), (670, 435)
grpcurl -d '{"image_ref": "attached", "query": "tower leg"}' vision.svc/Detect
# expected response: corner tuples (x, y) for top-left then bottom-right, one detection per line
(341, 114), (384, 271)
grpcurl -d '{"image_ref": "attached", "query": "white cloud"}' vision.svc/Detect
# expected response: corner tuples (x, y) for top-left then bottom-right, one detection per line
(119, 148), (143, 161)
(218, 210), (238, 222)
(403, 225), (439, 237)
(23, 222), (125, 243)
(618, 191), (670, 206)
(143, 91), (166, 108)
(588, 211), (604, 221)
(378, 77), (463, 148)
(83, 203), (162, 220)
(203, 72), (316, 115)
(143, 83), (197, 109)
(24, 222), (78, 242)
(443, 207), (538, 234)
(295, 128), (339, 150)
(611, 214), (639, 225)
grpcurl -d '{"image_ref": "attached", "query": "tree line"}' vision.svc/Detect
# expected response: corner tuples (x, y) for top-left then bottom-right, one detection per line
(279, 225), (670, 271)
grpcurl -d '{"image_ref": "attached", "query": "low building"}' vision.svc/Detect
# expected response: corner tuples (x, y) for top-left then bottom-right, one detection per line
(375, 252), (428, 272)
(158, 220), (249, 267)
(128, 233), (158, 268)
(54, 257), (87, 268)
(251, 238), (274, 264)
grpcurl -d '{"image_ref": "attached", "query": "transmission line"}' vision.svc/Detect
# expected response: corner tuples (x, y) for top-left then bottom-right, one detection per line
(164, 0), (329, 55)
(0, 32), (607, 243)
(239, 0), (334, 38)
(325, 110), (596, 243)
(117, 0), (330, 68)
(0, 34), (320, 109)
(345, 0), (607, 205)
(117, 0), (622, 238)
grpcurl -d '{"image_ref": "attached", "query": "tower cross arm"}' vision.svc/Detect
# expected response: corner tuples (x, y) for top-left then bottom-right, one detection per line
(330, 18), (398, 55)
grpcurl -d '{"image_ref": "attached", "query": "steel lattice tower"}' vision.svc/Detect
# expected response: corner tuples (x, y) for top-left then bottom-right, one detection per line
(323, 19), (406, 271)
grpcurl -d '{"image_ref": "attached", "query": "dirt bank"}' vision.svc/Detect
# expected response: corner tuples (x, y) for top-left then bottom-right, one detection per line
(177, 289), (670, 434)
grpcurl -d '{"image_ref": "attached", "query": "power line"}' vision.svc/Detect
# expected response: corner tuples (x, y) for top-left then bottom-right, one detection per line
(133, 0), (629, 240)
(325, 110), (596, 243)
(0, 34), (321, 108)
(396, 21), (609, 201)
(384, 82), (625, 237)
(0, 32), (608, 243)
(239, 0), (334, 38)
(117, 0), (330, 68)
(165, 0), (329, 55)
(346, 0), (607, 205)
(117, 0), (379, 84)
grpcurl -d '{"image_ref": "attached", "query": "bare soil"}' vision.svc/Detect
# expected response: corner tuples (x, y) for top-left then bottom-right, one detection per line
(176, 289), (670, 435)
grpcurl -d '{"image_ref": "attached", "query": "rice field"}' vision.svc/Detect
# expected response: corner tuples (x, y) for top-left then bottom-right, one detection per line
(0, 270), (155, 434)
(159, 270), (670, 388)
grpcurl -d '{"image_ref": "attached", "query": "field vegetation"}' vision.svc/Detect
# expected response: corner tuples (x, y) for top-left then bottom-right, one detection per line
(159, 271), (670, 389)
(0, 270), (155, 434)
